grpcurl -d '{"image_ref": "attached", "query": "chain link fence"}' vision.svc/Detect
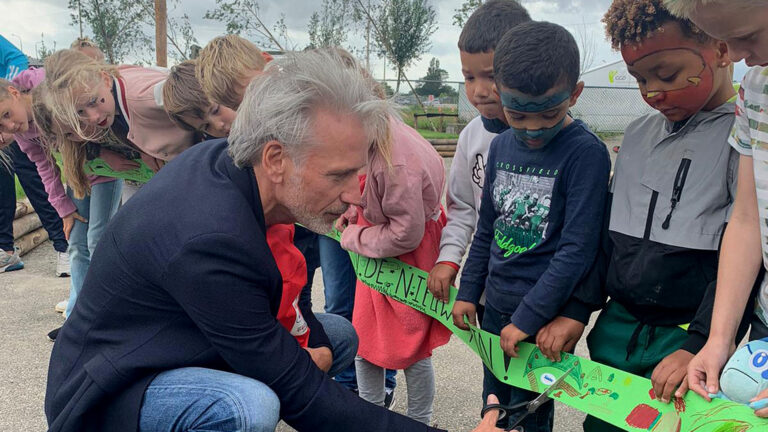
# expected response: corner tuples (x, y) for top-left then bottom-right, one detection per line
(376, 80), (651, 135)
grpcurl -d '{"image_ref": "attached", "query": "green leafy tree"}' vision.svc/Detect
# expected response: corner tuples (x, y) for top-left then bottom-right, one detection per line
(307, 0), (355, 49)
(452, 0), (483, 28)
(68, 0), (198, 63)
(373, 0), (437, 93)
(415, 57), (456, 97)
(68, 0), (153, 63)
(204, 0), (292, 51)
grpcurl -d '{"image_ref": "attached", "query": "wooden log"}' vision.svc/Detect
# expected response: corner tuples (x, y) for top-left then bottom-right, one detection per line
(432, 145), (457, 151)
(428, 139), (459, 145)
(17, 227), (48, 257)
(14, 199), (33, 219)
(13, 213), (42, 240)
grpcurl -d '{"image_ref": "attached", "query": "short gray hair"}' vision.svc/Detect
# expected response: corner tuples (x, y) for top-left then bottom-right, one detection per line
(228, 49), (396, 168)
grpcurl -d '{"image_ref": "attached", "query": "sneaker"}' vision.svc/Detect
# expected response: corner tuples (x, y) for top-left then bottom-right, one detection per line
(384, 388), (395, 410)
(54, 300), (68, 314)
(56, 251), (70, 277)
(1, 247), (24, 273)
(47, 327), (61, 342)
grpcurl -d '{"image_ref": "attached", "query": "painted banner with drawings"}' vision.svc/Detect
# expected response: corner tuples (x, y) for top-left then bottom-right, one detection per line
(327, 229), (768, 432)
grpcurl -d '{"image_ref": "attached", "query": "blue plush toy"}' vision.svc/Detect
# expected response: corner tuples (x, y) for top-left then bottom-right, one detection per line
(709, 337), (768, 410)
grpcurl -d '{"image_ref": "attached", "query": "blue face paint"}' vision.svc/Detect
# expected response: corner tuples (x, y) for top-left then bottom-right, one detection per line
(500, 89), (572, 147)
(500, 90), (571, 113)
(512, 116), (566, 147)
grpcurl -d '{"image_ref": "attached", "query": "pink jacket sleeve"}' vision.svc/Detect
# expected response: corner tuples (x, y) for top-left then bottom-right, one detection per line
(15, 135), (76, 218)
(340, 166), (426, 258)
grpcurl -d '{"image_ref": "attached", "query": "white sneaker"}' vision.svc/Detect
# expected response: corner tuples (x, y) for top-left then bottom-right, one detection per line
(56, 251), (70, 277)
(55, 300), (68, 314)
(1, 247), (24, 273)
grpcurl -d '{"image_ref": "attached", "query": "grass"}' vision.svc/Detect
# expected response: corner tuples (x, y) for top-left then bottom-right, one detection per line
(15, 175), (25, 199)
(417, 129), (459, 140)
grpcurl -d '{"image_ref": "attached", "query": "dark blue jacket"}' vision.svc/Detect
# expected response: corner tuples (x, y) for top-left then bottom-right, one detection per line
(458, 120), (611, 336)
(44, 139), (439, 432)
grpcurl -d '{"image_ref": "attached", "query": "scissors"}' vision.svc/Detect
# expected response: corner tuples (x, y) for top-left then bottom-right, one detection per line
(481, 365), (575, 431)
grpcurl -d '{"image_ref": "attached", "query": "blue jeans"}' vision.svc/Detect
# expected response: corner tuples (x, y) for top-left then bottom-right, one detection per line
(65, 180), (123, 318)
(482, 304), (554, 432)
(318, 236), (396, 391)
(139, 313), (357, 431)
(0, 142), (67, 253)
(139, 367), (281, 432)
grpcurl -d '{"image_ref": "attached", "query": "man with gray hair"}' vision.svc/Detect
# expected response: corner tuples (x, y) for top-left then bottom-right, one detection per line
(44, 50), (448, 432)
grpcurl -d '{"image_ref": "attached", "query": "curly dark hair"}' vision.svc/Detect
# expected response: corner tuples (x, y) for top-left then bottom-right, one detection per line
(603, 0), (712, 50)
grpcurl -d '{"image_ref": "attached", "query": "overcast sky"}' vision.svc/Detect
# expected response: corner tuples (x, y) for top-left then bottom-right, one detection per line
(2, 0), (747, 83)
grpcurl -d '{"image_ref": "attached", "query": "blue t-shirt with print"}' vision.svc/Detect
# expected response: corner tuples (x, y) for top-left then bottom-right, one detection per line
(458, 119), (611, 335)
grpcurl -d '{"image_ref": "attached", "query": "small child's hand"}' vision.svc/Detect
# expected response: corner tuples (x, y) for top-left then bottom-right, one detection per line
(335, 206), (358, 232)
(500, 323), (529, 358)
(651, 349), (694, 403)
(536, 316), (585, 362)
(751, 389), (768, 417)
(451, 300), (477, 330)
(427, 263), (458, 303)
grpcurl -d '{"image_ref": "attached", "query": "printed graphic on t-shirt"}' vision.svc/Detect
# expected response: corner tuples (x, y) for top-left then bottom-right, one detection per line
(290, 296), (308, 337)
(491, 168), (556, 257)
(472, 153), (486, 188)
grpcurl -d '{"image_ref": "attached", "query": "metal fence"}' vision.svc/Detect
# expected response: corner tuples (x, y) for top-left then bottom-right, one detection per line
(458, 83), (652, 134)
(376, 79), (652, 134)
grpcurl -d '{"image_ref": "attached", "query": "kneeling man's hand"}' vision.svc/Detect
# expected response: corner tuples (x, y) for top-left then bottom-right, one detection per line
(304, 346), (333, 372)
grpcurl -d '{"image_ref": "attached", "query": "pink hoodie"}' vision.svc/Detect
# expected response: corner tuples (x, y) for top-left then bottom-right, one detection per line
(12, 68), (113, 218)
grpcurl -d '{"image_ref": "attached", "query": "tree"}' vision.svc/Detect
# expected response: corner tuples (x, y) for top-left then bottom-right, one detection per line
(575, 20), (597, 74)
(307, 0), (355, 49)
(415, 57), (456, 98)
(36, 34), (57, 61)
(204, 0), (292, 51)
(68, 0), (198, 64)
(452, 0), (483, 28)
(371, 0), (438, 93)
(68, 0), (153, 64)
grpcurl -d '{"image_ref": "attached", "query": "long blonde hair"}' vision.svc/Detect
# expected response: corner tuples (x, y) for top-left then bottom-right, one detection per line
(31, 85), (92, 199)
(43, 49), (119, 144)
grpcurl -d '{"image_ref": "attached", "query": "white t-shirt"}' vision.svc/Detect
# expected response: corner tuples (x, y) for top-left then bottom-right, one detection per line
(729, 66), (768, 325)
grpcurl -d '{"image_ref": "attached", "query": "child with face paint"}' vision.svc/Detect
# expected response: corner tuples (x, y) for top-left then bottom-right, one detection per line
(663, 0), (768, 417)
(452, 21), (611, 432)
(539, 1), (743, 430)
(427, 0), (531, 324)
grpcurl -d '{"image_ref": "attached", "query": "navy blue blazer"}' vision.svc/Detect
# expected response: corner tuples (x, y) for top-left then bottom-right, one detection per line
(44, 140), (440, 432)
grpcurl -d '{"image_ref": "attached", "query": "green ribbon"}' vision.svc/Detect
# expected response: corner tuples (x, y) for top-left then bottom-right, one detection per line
(83, 157), (154, 183)
(327, 229), (768, 431)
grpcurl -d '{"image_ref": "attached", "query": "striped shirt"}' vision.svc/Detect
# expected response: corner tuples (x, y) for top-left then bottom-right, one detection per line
(730, 66), (768, 325)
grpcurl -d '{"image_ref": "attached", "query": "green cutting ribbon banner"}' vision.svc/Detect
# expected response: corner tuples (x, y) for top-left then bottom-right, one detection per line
(83, 157), (154, 183)
(327, 229), (768, 431)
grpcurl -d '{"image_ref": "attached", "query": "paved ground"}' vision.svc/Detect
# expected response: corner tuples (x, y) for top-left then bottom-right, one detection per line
(1, 140), (623, 431)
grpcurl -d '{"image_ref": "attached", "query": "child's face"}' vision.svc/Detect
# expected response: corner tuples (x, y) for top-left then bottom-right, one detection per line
(75, 73), (116, 130)
(497, 83), (582, 148)
(460, 50), (504, 121)
(0, 87), (30, 134)
(621, 22), (721, 122)
(181, 103), (237, 138)
(689, 2), (768, 67)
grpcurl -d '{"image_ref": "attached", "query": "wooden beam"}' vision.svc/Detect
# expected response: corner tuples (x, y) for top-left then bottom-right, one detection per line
(154, 0), (167, 67)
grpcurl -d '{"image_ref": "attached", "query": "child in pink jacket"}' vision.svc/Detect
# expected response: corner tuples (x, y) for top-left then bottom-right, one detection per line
(338, 118), (452, 425)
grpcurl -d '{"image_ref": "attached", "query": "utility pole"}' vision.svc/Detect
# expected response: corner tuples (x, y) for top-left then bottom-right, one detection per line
(154, 0), (167, 67)
(77, 0), (83, 38)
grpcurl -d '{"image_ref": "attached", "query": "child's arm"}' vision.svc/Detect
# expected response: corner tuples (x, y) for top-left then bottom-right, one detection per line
(15, 136), (81, 237)
(340, 166), (427, 258)
(510, 144), (611, 340)
(429, 132), (481, 301)
(452, 148), (499, 329)
(687, 154), (763, 400)
(536, 192), (613, 361)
